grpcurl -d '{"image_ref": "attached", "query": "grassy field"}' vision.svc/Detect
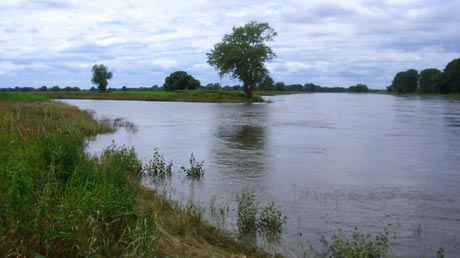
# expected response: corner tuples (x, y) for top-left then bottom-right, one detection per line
(32, 90), (264, 103)
(0, 95), (268, 257)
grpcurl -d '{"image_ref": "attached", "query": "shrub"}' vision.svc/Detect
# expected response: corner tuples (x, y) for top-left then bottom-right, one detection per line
(144, 148), (172, 177)
(258, 202), (286, 236)
(181, 153), (205, 179)
(328, 228), (390, 258)
(237, 190), (259, 235)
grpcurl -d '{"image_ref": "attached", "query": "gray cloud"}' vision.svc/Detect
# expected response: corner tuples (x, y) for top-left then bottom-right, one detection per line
(0, 0), (458, 88)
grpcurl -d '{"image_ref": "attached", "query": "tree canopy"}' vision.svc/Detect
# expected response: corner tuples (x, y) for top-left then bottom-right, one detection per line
(163, 71), (200, 91)
(207, 21), (277, 102)
(348, 84), (369, 93)
(387, 58), (459, 94)
(91, 64), (112, 92)
(443, 58), (460, 93)
(389, 69), (419, 93)
(419, 68), (442, 93)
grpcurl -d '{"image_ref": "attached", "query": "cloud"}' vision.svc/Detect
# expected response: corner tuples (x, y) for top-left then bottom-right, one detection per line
(0, 0), (458, 88)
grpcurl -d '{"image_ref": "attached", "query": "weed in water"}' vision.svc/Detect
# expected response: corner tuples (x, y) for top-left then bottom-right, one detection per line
(258, 202), (286, 237)
(237, 190), (259, 235)
(181, 153), (205, 179)
(327, 228), (391, 258)
(144, 148), (172, 177)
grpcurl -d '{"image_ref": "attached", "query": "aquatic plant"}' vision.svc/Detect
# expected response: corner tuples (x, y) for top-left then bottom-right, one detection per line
(144, 148), (173, 177)
(181, 153), (205, 179)
(237, 190), (259, 235)
(258, 202), (286, 236)
(327, 228), (390, 258)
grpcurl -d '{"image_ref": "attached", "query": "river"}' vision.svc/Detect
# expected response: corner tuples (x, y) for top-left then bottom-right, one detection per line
(63, 93), (460, 257)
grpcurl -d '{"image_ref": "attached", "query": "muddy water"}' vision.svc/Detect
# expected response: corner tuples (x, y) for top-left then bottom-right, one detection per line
(64, 93), (460, 257)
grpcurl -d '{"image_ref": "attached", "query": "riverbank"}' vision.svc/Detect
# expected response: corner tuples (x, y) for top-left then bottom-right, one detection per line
(32, 90), (264, 103)
(0, 94), (268, 257)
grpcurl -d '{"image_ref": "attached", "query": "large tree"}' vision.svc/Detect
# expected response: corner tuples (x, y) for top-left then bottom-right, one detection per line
(207, 21), (277, 103)
(419, 68), (442, 93)
(91, 64), (112, 92)
(443, 58), (460, 93)
(163, 71), (200, 91)
(390, 69), (419, 93)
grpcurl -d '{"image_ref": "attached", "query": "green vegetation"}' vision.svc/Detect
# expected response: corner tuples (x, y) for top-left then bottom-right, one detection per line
(34, 90), (264, 103)
(207, 21), (277, 103)
(237, 190), (286, 238)
(348, 84), (370, 93)
(0, 92), (47, 102)
(181, 153), (205, 179)
(388, 57), (460, 94)
(91, 64), (113, 92)
(164, 70), (200, 91)
(259, 202), (286, 236)
(143, 148), (172, 178)
(327, 229), (391, 258)
(388, 69), (419, 93)
(237, 190), (259, 235)
(0, 96), (268, 257)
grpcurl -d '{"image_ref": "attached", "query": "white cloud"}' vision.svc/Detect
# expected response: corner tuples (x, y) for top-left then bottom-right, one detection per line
(0, 0), (458, 88)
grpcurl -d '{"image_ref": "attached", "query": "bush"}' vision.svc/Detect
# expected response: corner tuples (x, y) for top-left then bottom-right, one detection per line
(181, 153), (205, 179)
(163, 71), (200, 91)
(144, 148), (172, 177)
(328, 228), (390, 258)
(258, 202), (286, 236)
(237, 190), (259, 235)
(237, 191), (286, 238)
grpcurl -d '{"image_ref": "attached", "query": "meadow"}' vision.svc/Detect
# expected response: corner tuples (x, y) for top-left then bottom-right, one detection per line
(33, 90), (264, 103)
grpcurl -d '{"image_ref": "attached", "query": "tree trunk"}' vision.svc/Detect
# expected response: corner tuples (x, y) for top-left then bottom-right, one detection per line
(243, 84), (253, 104)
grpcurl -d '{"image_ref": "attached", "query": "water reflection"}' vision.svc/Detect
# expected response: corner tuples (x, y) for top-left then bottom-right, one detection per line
(217, 125), (266, 150)
(210, 104), (269, 178)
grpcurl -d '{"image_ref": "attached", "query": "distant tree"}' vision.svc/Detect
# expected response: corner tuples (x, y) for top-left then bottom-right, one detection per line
(38, 85), (48, 91)
(390, 69), (419, 93)
(419, 68), (442, 93)
(50, 85), (61, 91)
(286, 83), (303, 91)
(163, 71), (200, 91)
(274, 82), (285, 91)
(89, 87), (97, 92)
(205, 83), (222, 90)
(91, 64), (113, 92)
(442, 58), (460, 93)
(258, 76), (275, 91)
(349, 83), (369, 92)
(63, 86), (80, 91)
(207, 21), (277, 103)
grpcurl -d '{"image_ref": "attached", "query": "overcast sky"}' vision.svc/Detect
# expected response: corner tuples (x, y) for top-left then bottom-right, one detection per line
(1, 0), (459, 89)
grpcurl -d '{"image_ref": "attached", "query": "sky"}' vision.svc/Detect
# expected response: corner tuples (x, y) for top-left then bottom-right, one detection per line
(0, 0), (459, 89)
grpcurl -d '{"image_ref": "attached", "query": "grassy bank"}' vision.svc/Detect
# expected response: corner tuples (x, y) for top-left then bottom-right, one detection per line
(0, 95), (267, 257)
(32, 90), (264, 103)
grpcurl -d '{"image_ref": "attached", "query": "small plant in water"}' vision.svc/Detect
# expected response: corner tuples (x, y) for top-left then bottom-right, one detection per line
(144, 148), (172, 177)
(237, 190), (259, 235)
(258, 201), (286, 236)
(327, 228), (390, 258)
(181, 153), (205, 179)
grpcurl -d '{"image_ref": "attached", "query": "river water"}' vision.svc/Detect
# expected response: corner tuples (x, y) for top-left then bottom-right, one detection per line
(63, 93), (460, 257)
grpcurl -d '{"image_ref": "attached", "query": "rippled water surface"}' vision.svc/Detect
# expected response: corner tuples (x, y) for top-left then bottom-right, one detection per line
(63, 93), (460, 257)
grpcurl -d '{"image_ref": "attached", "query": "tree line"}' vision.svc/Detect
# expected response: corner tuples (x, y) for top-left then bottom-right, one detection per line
(387, 58), (460, 94)
(0, 80), (371, 93)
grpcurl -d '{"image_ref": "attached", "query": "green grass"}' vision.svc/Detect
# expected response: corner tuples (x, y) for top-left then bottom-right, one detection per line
(0, 92), (48, 102)
(33, 90), (264, 103)
(0, 100), (268, 257)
